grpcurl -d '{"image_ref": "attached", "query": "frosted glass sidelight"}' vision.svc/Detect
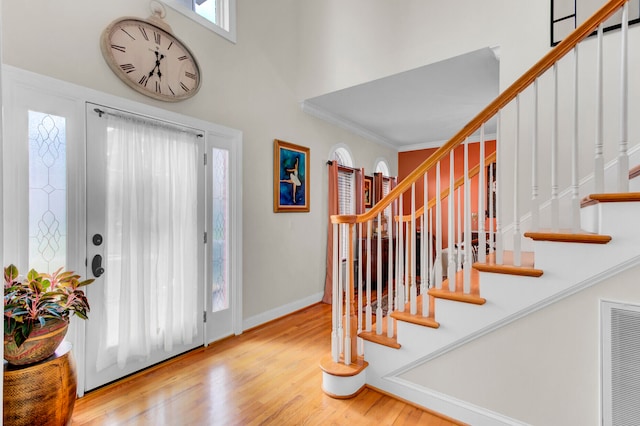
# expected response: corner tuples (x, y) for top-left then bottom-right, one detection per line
(211, 148), (229, 312)
(28, 111), (67, 273)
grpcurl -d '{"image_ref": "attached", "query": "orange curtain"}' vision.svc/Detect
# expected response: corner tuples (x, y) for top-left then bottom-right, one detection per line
(322, 161), (339, 304)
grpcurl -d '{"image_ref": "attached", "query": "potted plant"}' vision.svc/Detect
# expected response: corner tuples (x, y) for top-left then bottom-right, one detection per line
(4, 264), (94, 365)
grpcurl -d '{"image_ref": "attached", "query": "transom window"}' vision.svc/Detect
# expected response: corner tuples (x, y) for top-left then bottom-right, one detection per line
(162, 0), (236, 43)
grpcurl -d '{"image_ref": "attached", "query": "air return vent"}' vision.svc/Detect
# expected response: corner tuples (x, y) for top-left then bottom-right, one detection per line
(602, 301), (640, 426)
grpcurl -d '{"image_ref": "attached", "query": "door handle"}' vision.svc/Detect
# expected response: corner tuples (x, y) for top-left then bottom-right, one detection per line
(92, 254), (105, 278)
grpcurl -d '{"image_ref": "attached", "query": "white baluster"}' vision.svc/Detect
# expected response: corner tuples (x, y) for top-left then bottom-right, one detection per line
(423, 172), (430, 317)
(365, 220), (372, 332)
(513, 95), (522, 266)
(410, 183), (417, 314)
(376, 213), (383, 335)
(337, 224), (344, 358)
(495, 112), (504, 265)
(357, 222), (363, 356)
(387, 200), (394, 338)
(478, 124), (487, 263)
(448, 150), (457, 291)
(435, 162), (443, 288)
(397, 193), (405, 313)
(463, 138), (472, 293)
(594, 23), (605, 193)
(531, 79), (540, 231)
(618, 1), (629, 192)
(551, 63), (560, 231)
(571, 46), (581, 232)
(374, 213), (382, 322)
(331, 223), (339, 362)
(489, 161), (495, 256)
(457, 187), (462, 270)
(429, 203), (436, 287)
(344, 222), (351, 365)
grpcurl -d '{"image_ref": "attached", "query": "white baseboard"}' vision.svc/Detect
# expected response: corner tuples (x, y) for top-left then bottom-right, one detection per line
(380, 377), (530, 426)
(242, 292), (324, 331)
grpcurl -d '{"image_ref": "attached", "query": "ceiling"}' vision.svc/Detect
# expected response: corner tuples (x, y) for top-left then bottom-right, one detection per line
(301, 47), (500, 152)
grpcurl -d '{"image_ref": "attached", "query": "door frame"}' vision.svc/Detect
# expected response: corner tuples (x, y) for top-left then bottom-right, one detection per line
(1, 65), (243, 395)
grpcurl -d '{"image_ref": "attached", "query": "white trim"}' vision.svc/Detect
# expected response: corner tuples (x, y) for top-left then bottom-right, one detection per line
(242, 292), (323, 331)
(381, 377), (529, 426)
(162, 0), (237, 43)
(2, 64), (243, 393)
(328, 143), (355, 167)
(0, 0), (5, 413)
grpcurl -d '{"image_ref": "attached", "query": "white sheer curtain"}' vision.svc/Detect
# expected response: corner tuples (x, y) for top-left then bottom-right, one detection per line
(96, 113), (199, 371)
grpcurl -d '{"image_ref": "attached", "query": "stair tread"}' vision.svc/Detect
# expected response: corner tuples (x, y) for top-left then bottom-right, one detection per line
(320, 353), (368, 377)
(430, 269), (485, 304)
(524, 229), (611, 244)
(391, 309), (440, 328)
(587, 192), (640, 203)
(473, 251), (543, 277)
(389, 294), (440, 328)
(359, 330), (401, 349)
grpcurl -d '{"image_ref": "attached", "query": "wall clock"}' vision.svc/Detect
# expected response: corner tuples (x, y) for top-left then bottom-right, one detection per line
(101, 12), (201, 102)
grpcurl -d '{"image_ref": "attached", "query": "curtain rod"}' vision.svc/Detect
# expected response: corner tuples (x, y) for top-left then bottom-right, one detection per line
(93, 107), (204, 138)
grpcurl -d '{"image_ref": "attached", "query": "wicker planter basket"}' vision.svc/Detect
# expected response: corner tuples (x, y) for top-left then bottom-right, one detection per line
(4, 319), (69, 366)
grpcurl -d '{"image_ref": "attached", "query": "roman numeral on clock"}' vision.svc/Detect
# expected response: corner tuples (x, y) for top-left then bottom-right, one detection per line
(139, 26), (149, 41)
(178, 55), (188, 61)
(154, 32), (161, 45)
(139, 75), (149, 87)
(120, 28), (135, 40)
(180, 82), (190, 92)
(119, 63), (136, 73)
(185, 71), (197, 80)
(111, 44), (126, 53)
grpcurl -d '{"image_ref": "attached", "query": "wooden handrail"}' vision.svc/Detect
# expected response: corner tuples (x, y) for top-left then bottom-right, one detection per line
(332, 0), (627, 225)
(399, 151), (497, 222)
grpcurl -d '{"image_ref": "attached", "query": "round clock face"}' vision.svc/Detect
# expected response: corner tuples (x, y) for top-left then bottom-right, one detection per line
(101, 18), (201, 102)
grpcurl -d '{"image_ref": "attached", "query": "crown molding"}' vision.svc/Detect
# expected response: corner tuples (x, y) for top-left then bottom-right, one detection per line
(300, 101), (399, 151)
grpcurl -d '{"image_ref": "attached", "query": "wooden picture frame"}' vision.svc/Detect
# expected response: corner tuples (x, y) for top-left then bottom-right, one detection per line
(273, 139), (310, 213)
(364, 175), (373, 208)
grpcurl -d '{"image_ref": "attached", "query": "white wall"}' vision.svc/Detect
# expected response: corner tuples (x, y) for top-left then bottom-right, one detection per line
(399, 262), (640, 426)
(0, 0), (396, 324)
(297, 1), (548, 100)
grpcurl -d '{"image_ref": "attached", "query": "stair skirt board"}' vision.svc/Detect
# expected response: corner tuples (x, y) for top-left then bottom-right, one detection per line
(360, 255), (640, 426)
(358, 201), (640, 424)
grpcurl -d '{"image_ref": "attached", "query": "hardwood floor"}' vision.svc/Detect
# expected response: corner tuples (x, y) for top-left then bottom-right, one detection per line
(72, 303), (462, 425)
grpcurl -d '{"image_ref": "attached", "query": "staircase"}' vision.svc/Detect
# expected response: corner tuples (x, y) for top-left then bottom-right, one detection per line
(320, 1), (640, 424)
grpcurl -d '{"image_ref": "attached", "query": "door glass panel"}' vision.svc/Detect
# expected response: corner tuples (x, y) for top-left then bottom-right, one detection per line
(211, 147), (229, 312)
(28, 111), (66, 272)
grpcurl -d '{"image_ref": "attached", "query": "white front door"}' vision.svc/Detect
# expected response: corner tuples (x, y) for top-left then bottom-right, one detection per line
(84, 103), (206, 391)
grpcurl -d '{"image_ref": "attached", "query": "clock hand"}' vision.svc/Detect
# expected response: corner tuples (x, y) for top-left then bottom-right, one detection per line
(157, 53), (165, 80)
(148, 51), (165, 80)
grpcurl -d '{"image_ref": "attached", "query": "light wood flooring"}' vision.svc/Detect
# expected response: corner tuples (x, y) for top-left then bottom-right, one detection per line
(72, 302), (462, 425)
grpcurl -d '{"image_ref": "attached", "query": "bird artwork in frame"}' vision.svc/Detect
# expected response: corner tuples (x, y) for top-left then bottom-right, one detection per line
(273, 139), (310, 212)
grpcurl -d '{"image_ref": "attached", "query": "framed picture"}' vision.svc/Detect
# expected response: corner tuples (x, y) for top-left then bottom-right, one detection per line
(273, 139), (310, 213)
(364, 175), (373, 208)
